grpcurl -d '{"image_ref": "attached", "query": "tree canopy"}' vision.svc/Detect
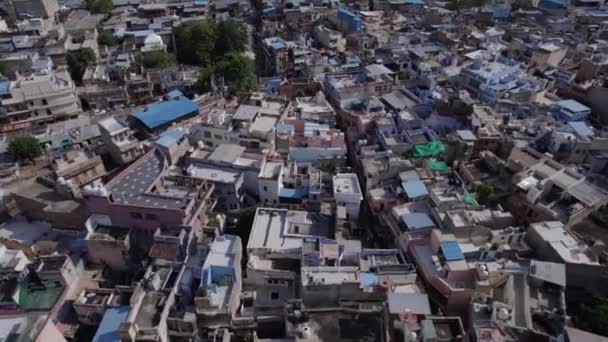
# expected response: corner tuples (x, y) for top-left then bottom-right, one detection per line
(141, 51), (176, 69)
(66, 48), (96, 84)
(85, 0), (113, 14)
(97, 30), (118, 46)
(176, 19), (255, 94)
(9, 136), (42, 162)
(175, 19), (247, 66)
(476, 183), (494, 206)
(575, 294), (608, 336)
(197, 52), (257, 95)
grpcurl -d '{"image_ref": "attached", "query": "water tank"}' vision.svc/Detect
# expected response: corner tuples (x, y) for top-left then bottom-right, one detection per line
(497, 308), (509, 320)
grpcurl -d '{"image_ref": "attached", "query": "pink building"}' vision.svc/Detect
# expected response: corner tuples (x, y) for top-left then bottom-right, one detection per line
(84, 149), (214, 236)
(406, 231), (479, 315)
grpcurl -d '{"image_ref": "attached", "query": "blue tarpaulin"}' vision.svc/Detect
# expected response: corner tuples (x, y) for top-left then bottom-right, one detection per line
(93, 306), (130, 342)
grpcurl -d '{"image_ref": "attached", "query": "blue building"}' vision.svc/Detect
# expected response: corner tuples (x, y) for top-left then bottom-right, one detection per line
(552, 100), (592, 123)
(337, 8), (362, 32)
(461, 57), (541, 105)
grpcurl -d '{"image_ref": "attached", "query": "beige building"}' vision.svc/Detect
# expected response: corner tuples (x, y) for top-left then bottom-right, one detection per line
(53, 148), (107, 187)
(98, 117), (144, 165)
(0, 70), (80, 132)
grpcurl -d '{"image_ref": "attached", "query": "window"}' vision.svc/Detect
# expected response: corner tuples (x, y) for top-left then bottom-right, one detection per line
(204, 131), (211, 138)
(271, 292), (279, 300)
(145, 213), (158, 220)
(130, 212), (143, 219)
(263, 186), (268, 191)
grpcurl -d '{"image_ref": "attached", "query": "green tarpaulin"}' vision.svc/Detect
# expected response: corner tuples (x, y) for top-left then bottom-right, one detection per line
(464, 193), (478, 206)
(413, 141), (446, 158)
(427, 159), (449, 171)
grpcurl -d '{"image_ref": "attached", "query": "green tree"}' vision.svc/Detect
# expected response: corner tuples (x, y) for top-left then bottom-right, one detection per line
(476, 183), (494, 206)
(141, 51), (176, 69)
(175, 20), (217, 66)
(198, 53), (257, 95)
(8, 136), (42, 162)
(228, 207), (256, 246)
(66, 48), (96, 84)
(576, 294), (608, 336)
(214, 19), (247, 56)
(97, 30), (118, 46)
(85, 0), (113, 13)
(215, 53), (257, 94)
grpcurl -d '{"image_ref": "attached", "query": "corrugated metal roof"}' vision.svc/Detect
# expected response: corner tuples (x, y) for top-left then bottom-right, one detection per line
(132, 95), (198, 130)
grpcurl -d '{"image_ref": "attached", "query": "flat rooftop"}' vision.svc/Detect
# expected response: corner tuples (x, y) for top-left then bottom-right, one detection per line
(206, 144), (246, 164)
(333, 173), (362, 197)
(260, 161), (282, 179)
(247, 208), (330, 251)
(188, 163), (241, 184)
(98, 117), (129, 135)
(530, 221), (598, 265)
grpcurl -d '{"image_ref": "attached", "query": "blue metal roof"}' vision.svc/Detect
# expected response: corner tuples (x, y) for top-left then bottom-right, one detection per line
(92, 306), (130, 342)
(133, 95), (198, 130)
(155, 130), (184, 148)
(0, 81), (10, 96)
(440, 241), (464, 261)
(568, 121), (593, 138)
(400, 213), (435, 230)
(402, 180), (429, 199)
(194, 0), (208, 5)
(558, 100), (590, 113)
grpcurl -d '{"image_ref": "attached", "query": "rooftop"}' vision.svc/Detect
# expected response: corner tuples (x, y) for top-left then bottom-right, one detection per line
(103, 149), (202, 210)
(556, 99), (591, 113)
(260, 161), (283, 179)
(187, 163), (241, 184)
(529, 221), (598, 265)
(92, 306), (130, 342)
(155, 130), (185, 148)
(132, 91), (198, 130)
(98, 117), (129, 135)
(247, 208), (330, 252)
(333, 173), (362, 197)
(207, 144), (246, 164)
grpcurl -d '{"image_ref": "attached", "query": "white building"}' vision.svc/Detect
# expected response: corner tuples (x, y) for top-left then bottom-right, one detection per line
(258, 160), (283, 205)
(333, 173), (363, 219)
(98, 117), (144, 165)
(246, 208), (331, 311)
(314, 25), (346, 52)
(0, 245), (30, 273)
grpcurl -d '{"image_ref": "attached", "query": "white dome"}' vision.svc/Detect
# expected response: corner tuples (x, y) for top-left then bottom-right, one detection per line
(144, 33), (163, 45)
